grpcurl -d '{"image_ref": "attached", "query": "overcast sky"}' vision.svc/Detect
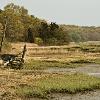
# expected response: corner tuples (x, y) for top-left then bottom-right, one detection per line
(0, 0), (100, 26)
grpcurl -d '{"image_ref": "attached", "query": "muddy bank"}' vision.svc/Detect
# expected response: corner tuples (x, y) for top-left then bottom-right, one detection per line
(50, 90), (100, 100)
(44, 64), (100, 78)
(25, 90), (100, 100)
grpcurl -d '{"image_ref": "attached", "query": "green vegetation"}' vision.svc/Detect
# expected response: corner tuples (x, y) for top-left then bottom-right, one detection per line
(16, 73), (100, 99)
(1, 41), (100, 99)
(0, 2), (100, 100)
(24, 60), (70, 70)
(0, 3), (100, 45)
(24, 59), (88, 70)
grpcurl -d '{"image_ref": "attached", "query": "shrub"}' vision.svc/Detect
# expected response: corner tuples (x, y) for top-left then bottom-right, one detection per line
(34, 37), (43, 45)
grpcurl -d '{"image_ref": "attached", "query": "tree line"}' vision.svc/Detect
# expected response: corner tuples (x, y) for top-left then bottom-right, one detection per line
(0, 3), (100, 45)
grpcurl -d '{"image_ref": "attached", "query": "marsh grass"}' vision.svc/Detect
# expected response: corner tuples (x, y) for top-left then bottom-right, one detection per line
(24, 60), (69, 70)
(70, 59), (93, 63)
(16, 73), (100, 99)
(23, 60), (86, 70)
(25, 42), (100, 70)
(27, 42), (100, 57)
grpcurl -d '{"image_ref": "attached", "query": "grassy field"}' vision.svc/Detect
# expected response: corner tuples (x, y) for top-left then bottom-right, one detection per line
(17, 41), (100, 99)
(22, 41), (100, 70)
(1, 69), (100, 99)
(23, 59), (89, 70)
(1, 41), (100, 99)
(16, 73), (100, 99)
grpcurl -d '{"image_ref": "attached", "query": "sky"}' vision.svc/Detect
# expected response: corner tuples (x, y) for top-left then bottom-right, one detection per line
(0, 0), (100, 26)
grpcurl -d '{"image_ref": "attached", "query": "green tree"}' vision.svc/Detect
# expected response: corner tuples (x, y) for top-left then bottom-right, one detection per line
(0, 4), (25, 41)
(68, 32), (82, 43)
(27, 27), (35, 43)
(39, 22), (49, 44)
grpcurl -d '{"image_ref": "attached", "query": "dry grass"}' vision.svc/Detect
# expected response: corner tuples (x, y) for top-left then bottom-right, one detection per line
(24, 42), (100, 65)
(9, 42), (100, 64)
(0, 69), (49, 99)
(0, 69), (100, 99)
(1, 41), (100, 99)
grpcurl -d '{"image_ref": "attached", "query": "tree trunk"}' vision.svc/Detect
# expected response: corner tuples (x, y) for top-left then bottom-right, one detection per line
(0, 18), (7, 52)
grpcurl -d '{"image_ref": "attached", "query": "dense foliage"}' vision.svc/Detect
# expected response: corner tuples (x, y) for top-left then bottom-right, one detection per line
(0, 3), (100, 45)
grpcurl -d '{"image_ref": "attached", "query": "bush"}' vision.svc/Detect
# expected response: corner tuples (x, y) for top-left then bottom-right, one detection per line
(47, 38), (58, 45)
(1, 40), (12, 53)
(68, 32), (82, 43)
(34, 37), (43, 45)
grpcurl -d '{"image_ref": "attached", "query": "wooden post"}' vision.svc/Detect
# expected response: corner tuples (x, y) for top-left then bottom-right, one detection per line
(0, 37), (4, 52)
(22, 44), (27, 59)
